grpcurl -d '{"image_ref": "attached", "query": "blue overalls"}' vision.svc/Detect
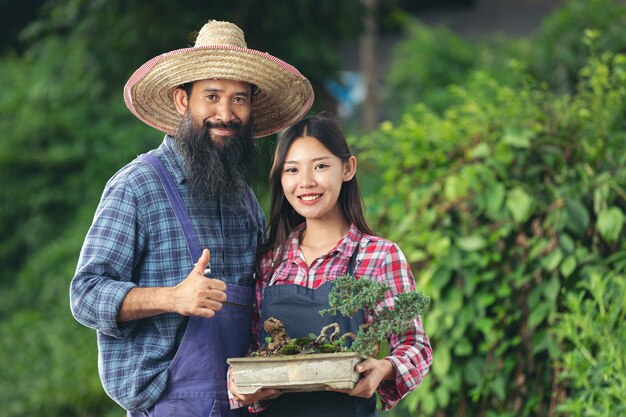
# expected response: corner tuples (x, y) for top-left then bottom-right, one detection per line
(258, 247), (378, 417)
(130, 153), (252, 417)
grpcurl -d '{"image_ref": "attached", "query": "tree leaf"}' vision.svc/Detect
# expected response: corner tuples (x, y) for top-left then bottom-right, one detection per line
(528, 303), (550, 328)
(464, 358), (485, 386)
(486, 183), (505, 219)
(596, 206), (624, 243)
(491, 376), (507, 401)
(454, 337), (473, 356)
(541, 248), (563, 272)
(456, 235), (487, 252)
(444, 175), (461, 201)
(433, 345), (451, 378)
(560, 255), (577, 278)
(559, 233), (575, 253)
(565, 199), (590, 237)
(435, 385), (451, 407)
(502, 127), (533, 148)
(506, 187), (534, 223)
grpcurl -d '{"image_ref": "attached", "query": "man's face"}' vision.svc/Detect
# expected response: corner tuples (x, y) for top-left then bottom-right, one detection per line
(179, 79), (254, 145)
(173, 94), (257, 205)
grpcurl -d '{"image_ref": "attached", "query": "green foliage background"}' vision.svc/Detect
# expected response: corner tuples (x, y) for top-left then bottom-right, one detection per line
(358, 1), (626, 415)
(1, 0), (624, 416)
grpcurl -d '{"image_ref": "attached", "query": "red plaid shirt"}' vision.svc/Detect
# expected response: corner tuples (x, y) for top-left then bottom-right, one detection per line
(251, 223), (432, 410)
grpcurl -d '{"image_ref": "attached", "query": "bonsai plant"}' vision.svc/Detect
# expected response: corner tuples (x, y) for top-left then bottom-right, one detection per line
(228, 275), (430, 394)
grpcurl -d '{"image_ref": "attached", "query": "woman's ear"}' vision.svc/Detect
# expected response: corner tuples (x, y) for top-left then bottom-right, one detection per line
(172, 87), (189, 116)
(343, 155), (357, 182)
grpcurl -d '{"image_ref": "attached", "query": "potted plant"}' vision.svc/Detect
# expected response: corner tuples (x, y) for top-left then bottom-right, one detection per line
(228, 275), (430, 395)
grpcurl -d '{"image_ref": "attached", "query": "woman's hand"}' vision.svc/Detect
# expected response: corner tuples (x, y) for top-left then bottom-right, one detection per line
(326, 357), (394, 398)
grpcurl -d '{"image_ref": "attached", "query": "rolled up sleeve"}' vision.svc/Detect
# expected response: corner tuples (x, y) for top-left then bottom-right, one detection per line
(372, 244), (433, 410)
(70, 175), (144, 338)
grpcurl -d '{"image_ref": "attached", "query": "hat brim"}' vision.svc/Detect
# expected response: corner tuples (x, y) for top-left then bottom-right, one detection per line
(124, 45), (314, 138)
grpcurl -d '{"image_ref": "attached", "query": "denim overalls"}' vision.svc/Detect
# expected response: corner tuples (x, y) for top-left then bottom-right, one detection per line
(258, 247), (377, 417)
(130, 153), (252, 417)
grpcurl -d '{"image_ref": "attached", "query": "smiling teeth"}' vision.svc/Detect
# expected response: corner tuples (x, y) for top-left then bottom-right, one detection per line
(300, 195), (321, 201)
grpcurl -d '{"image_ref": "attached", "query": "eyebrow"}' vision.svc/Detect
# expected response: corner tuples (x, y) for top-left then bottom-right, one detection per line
(284, 156), (333, 164)
(201, 88), (251, 97)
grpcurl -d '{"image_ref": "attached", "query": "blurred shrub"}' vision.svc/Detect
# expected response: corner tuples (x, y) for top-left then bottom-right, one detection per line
(0, 31), (154, 287)
(354, 40), (625, 416)
(0, 207), (123, 416)
(531, 0), (626, 93)
(554, 264), (626, 416)
(385, 0), (626, 120)
(383, 17), (528, 118)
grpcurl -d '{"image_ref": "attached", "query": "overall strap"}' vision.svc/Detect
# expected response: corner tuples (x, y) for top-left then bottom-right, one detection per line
(139, 153), (202, 262)
(346, 244), (360, 277)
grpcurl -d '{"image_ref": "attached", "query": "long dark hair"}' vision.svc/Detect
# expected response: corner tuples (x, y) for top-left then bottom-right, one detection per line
(258, 114), (375, 277)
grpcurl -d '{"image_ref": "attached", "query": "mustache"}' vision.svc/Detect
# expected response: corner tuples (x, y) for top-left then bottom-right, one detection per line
(204, 120), (242, 131)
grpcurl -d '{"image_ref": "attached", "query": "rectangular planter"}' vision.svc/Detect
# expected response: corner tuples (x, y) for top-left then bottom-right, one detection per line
(228, 352), (366, 395)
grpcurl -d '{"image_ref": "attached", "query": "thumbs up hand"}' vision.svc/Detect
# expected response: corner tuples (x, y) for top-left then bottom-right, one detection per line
(172, 249), (227, 318)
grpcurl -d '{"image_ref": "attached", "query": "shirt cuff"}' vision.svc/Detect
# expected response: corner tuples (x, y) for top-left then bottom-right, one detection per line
(97, 280), (137, 339)
(376, 356), (419, 410)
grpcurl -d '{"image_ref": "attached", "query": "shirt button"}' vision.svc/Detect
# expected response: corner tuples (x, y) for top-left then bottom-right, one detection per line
(225, 231), (230, 237)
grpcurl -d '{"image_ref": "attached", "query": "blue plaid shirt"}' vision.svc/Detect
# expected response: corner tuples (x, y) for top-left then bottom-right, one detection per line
(70, 136), (266, 412)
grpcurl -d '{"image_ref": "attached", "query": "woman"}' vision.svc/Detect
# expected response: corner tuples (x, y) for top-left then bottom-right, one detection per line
(230, 115), (432, 416)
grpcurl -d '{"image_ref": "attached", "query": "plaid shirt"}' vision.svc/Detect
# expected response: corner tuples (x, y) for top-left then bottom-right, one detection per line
(70, 136), (265, 412)
(250, 223), (432, 411)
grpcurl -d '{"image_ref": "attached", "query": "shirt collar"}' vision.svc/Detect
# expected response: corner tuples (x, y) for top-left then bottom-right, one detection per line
(282, 222), (363, 262)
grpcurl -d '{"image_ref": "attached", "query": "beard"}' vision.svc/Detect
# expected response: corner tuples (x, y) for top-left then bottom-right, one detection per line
(174, 111), (258, 206)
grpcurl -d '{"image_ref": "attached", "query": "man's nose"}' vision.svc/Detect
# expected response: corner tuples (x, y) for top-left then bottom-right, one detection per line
(214, 100), (235, 123)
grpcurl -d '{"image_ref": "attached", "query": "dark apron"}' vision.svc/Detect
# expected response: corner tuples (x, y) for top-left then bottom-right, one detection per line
(130, 153), (252, 417)
(258, 247), (377, 417)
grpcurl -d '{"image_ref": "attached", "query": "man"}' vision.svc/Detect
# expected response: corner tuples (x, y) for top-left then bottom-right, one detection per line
(70, 20), (313, 416)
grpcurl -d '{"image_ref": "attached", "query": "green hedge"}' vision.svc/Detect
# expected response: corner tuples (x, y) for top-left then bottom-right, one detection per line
(354, 39), (625, 416)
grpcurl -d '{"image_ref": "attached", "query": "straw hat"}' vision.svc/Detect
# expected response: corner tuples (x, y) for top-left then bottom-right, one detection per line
(124, 20), (314, 138)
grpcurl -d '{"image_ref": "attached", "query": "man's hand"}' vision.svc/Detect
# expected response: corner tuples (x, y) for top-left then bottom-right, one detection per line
(171, 249), (227, 318)
(117, 248), (226, 322)
(326, 357), (394, 398)
(228, 367), (280, 406)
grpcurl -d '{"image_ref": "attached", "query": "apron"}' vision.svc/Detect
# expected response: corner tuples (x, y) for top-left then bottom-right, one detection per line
(130, 153), (252, 417)
(258, 247), (377, 417)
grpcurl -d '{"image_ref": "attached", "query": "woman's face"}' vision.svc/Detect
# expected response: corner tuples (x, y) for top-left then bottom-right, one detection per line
(280, 135), (356, 222)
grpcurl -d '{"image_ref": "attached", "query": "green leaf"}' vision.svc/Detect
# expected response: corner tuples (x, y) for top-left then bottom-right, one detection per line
(502, 127), (533, 148)
(433, 345), (451, 377)
(431, 267), (453, 291)
(464, 358), (485, 386)
(491, 376), (507, 401)
(559, 233), (575, 253)
(485, 183), (505, 219)
(593, 184), (609, 214)
(454, 338), (473, 356)
(470, 142), (490, 159)
(421, 392), (437, 414)
(543, 276), (560, 304)
(560, 255), (577, 277)
(456, 235), (487, 252)
(506, 187), (534, 223)
(427, 236), (451, 257)
(528, 303), (550, 328)
(541, 248), (563, 272)
(407, 249), (427, 263)
(565, 199), (590, 237)
(434, 385), (450, 407)
(596, 207), (624, 242)
(444, 175), (461, 201)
